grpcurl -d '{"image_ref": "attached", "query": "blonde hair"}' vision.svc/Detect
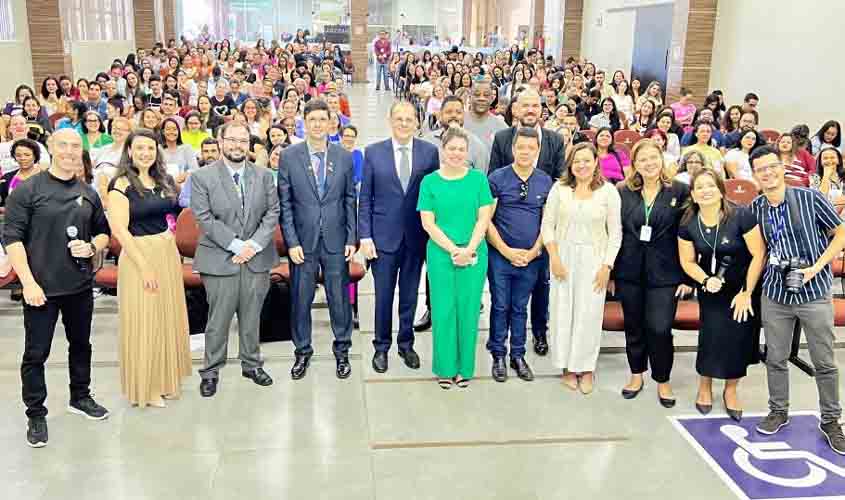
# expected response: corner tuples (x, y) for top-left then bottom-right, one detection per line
(624, 139), (672, 191)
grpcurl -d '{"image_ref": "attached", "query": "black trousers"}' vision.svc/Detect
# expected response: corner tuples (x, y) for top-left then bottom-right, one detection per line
(21, 289), (94, 418)
(616, 281), (678, 383)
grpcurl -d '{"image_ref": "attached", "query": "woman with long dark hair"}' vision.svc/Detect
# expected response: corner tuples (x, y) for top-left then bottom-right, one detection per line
(678, 168), (765, 420)
(811, 120), (843, 155)
(588, 97), (621, 132)
(106, 128), (191, 408)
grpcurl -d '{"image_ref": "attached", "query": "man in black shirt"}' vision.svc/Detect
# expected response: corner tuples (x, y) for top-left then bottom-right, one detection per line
(4, 129), (111, 448)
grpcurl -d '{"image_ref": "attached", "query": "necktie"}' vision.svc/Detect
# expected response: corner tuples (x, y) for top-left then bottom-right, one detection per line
(233, 171), (244, 209)
(315, 152), (326, 197)
(399, 146), (410, 192)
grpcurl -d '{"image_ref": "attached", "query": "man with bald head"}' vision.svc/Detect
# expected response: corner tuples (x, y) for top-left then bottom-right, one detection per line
(4, 129), (112, 447)
(488, 88), (565, 359)
(359, 100), (439, 373)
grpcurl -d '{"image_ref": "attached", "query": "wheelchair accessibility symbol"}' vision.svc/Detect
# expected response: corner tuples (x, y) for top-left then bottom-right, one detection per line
(672, 412), (845, 499)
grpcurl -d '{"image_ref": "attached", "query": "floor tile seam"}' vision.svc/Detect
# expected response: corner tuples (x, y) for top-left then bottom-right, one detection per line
(369, 436), (631, 451)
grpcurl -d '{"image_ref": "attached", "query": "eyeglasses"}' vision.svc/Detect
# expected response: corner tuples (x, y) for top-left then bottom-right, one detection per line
(224, 137), (250, 145)
(753, 162), (782, 175)
(519, 181), (528, 201)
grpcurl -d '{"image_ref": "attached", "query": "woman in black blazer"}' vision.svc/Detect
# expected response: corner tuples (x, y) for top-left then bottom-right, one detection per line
(613, 139), (693, 408)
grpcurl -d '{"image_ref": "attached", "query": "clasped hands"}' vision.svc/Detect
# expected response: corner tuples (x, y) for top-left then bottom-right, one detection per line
(503, 246), (539, 268)
(450, 246), (476, 267)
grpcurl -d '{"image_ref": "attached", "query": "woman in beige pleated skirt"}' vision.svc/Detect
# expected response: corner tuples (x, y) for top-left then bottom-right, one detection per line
(107, 129), (191, 408)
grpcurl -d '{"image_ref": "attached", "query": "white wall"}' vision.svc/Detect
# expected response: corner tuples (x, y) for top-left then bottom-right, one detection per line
(580, 0), (672, 76)
(709, 0), (845, 133)
(0, 0), (34, 102)
(395, 0), (437, 28)
(71, 40), (136, 80)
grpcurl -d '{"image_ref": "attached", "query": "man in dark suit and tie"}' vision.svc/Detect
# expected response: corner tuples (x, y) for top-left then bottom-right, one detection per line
(488, 88), (565, 357)
(278, 99), (357, 380)
(190, 122), (281, 397)
(359, 101), (439, 373)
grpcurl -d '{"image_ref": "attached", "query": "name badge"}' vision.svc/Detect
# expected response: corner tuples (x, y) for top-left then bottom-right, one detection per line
(769, 254), (780, 266)
(640, 225), (652, 242)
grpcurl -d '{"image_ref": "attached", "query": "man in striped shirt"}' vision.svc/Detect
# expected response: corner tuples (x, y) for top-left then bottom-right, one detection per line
(749, 145), (845, 454)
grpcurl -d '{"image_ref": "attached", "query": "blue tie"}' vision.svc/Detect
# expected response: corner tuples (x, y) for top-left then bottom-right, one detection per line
(315, 152), (326, 197)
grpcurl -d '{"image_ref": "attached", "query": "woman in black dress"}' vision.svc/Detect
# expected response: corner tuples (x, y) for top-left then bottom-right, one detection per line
(678, 168), (766, 421)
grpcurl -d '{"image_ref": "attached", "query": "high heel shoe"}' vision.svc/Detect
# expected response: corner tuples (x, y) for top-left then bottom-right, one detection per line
(723, 391), (743, 422)
(658, 386), (676, 408)
(695, 391), (712, 415)
(621, 381), (644, 399)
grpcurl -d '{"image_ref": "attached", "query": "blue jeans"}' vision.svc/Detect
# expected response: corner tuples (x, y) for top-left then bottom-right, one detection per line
(486, 248), (541, 359)
(376, 63), (390, 89)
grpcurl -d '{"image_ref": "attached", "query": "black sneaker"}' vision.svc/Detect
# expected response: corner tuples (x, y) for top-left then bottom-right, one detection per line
(68, 396), (110, 420)
(756, 411), (789, 435)
(26, 418), (48, 448)
(820, 421), (845, 455)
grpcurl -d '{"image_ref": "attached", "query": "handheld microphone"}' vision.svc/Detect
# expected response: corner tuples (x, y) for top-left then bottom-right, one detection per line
(715, 255), (734, 281)
(66, 226), (90, 274)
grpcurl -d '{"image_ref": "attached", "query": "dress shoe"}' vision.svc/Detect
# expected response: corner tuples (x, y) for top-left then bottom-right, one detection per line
(353, 312), (360, 330)
(242, 367), (273, 386)
(200, 378), (218, 397)
(399, 349), (421, 369)
(372, 351), (388, 373)
(413, 309), (432, 332)
(658, 390), (676, 408)
(290, 354), (311, 380)
(336, 356), (352, 379)
(509, 357), (534, 381)
(723, 391), (743, 422)
(533, 336), (549, 356)
(695, 402), (712, 415)
(621, 382), (644, 399)
(491, 357), (508, 382)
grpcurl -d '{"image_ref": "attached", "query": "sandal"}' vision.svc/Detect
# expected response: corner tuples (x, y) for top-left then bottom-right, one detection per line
(438, 378), (453, 390)
(454, 376), (470, 389)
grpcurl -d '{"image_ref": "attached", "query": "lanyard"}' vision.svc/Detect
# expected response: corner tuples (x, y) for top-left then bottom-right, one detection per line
(697, 215), (720, 274)
(643, 196), (657, 225)
(768, 204), (787, 258)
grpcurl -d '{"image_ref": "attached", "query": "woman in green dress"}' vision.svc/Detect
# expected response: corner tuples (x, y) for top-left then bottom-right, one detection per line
(418, 126), (494, 390)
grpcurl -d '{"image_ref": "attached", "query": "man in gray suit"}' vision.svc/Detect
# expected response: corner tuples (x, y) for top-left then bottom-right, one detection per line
(190, 122), (281, 397)
(278, 99), (357, 381)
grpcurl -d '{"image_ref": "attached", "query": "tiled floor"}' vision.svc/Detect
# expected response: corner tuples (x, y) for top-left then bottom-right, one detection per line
(2, 76), (844, 500)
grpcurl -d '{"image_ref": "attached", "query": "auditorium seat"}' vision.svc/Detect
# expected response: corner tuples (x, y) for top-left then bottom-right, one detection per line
(602, 301), (625, 331)
(48, 112), (67, 130)
(580, 129), (596, 142)
(602, 299), (702, 331)
(615, 143), (631, 159)
(174, 209), (204, 289)
(673, 300), (701, 330)
(94, 236), (123, 288)
(724, 179), (759, 206)
(833, 298), (845, 327)
(0, 269), (19, 289)
(614, 130), (642, 149)
(760, 129), (781, 145)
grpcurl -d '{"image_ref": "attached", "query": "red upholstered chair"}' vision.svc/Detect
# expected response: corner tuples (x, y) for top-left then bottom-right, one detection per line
(673, 300), (701, 330)
(270, 225), (290, 283)
(760, 129), (780, 145)
(785, 178), (806, 188)
(602, 301), (626, 332)
(580, 129), (596, 143)
(615, 143), (631, 160)
(94, 236), (123, 288)
(0, 269), (19, 289)
(614, 130), (642, 149)
(48, 113), (67, 130)
(724, 179), (759, 206)
(834, 299), (845, 327)
(174, 209), (204, 288)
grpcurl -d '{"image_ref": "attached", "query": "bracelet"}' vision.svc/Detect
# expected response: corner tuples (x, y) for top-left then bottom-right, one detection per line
(88, 243), (98, 257)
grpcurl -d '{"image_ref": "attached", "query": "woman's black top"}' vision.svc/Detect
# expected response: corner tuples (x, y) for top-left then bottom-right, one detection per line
(678, 206), (758, 294)
(615, 180), (691, 287)
(108, 178), (180, 236)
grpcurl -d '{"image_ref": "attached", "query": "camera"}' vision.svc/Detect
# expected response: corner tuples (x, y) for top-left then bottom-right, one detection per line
(773, 256), (811, 294)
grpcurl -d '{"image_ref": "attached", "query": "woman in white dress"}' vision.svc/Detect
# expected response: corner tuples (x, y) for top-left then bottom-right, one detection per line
(541, 142), (622, 394)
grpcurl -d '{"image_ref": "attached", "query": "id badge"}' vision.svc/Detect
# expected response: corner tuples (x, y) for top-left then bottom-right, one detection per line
(769, 254), (780, 266)
(639, 225), (652, 242)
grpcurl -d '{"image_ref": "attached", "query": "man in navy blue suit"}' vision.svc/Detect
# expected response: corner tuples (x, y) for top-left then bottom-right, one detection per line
(359, 101), (439, 373)
(278, 99), (358, 381)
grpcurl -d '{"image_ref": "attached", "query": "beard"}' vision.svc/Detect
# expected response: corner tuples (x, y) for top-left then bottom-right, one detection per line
(223, 148), (246, 163)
